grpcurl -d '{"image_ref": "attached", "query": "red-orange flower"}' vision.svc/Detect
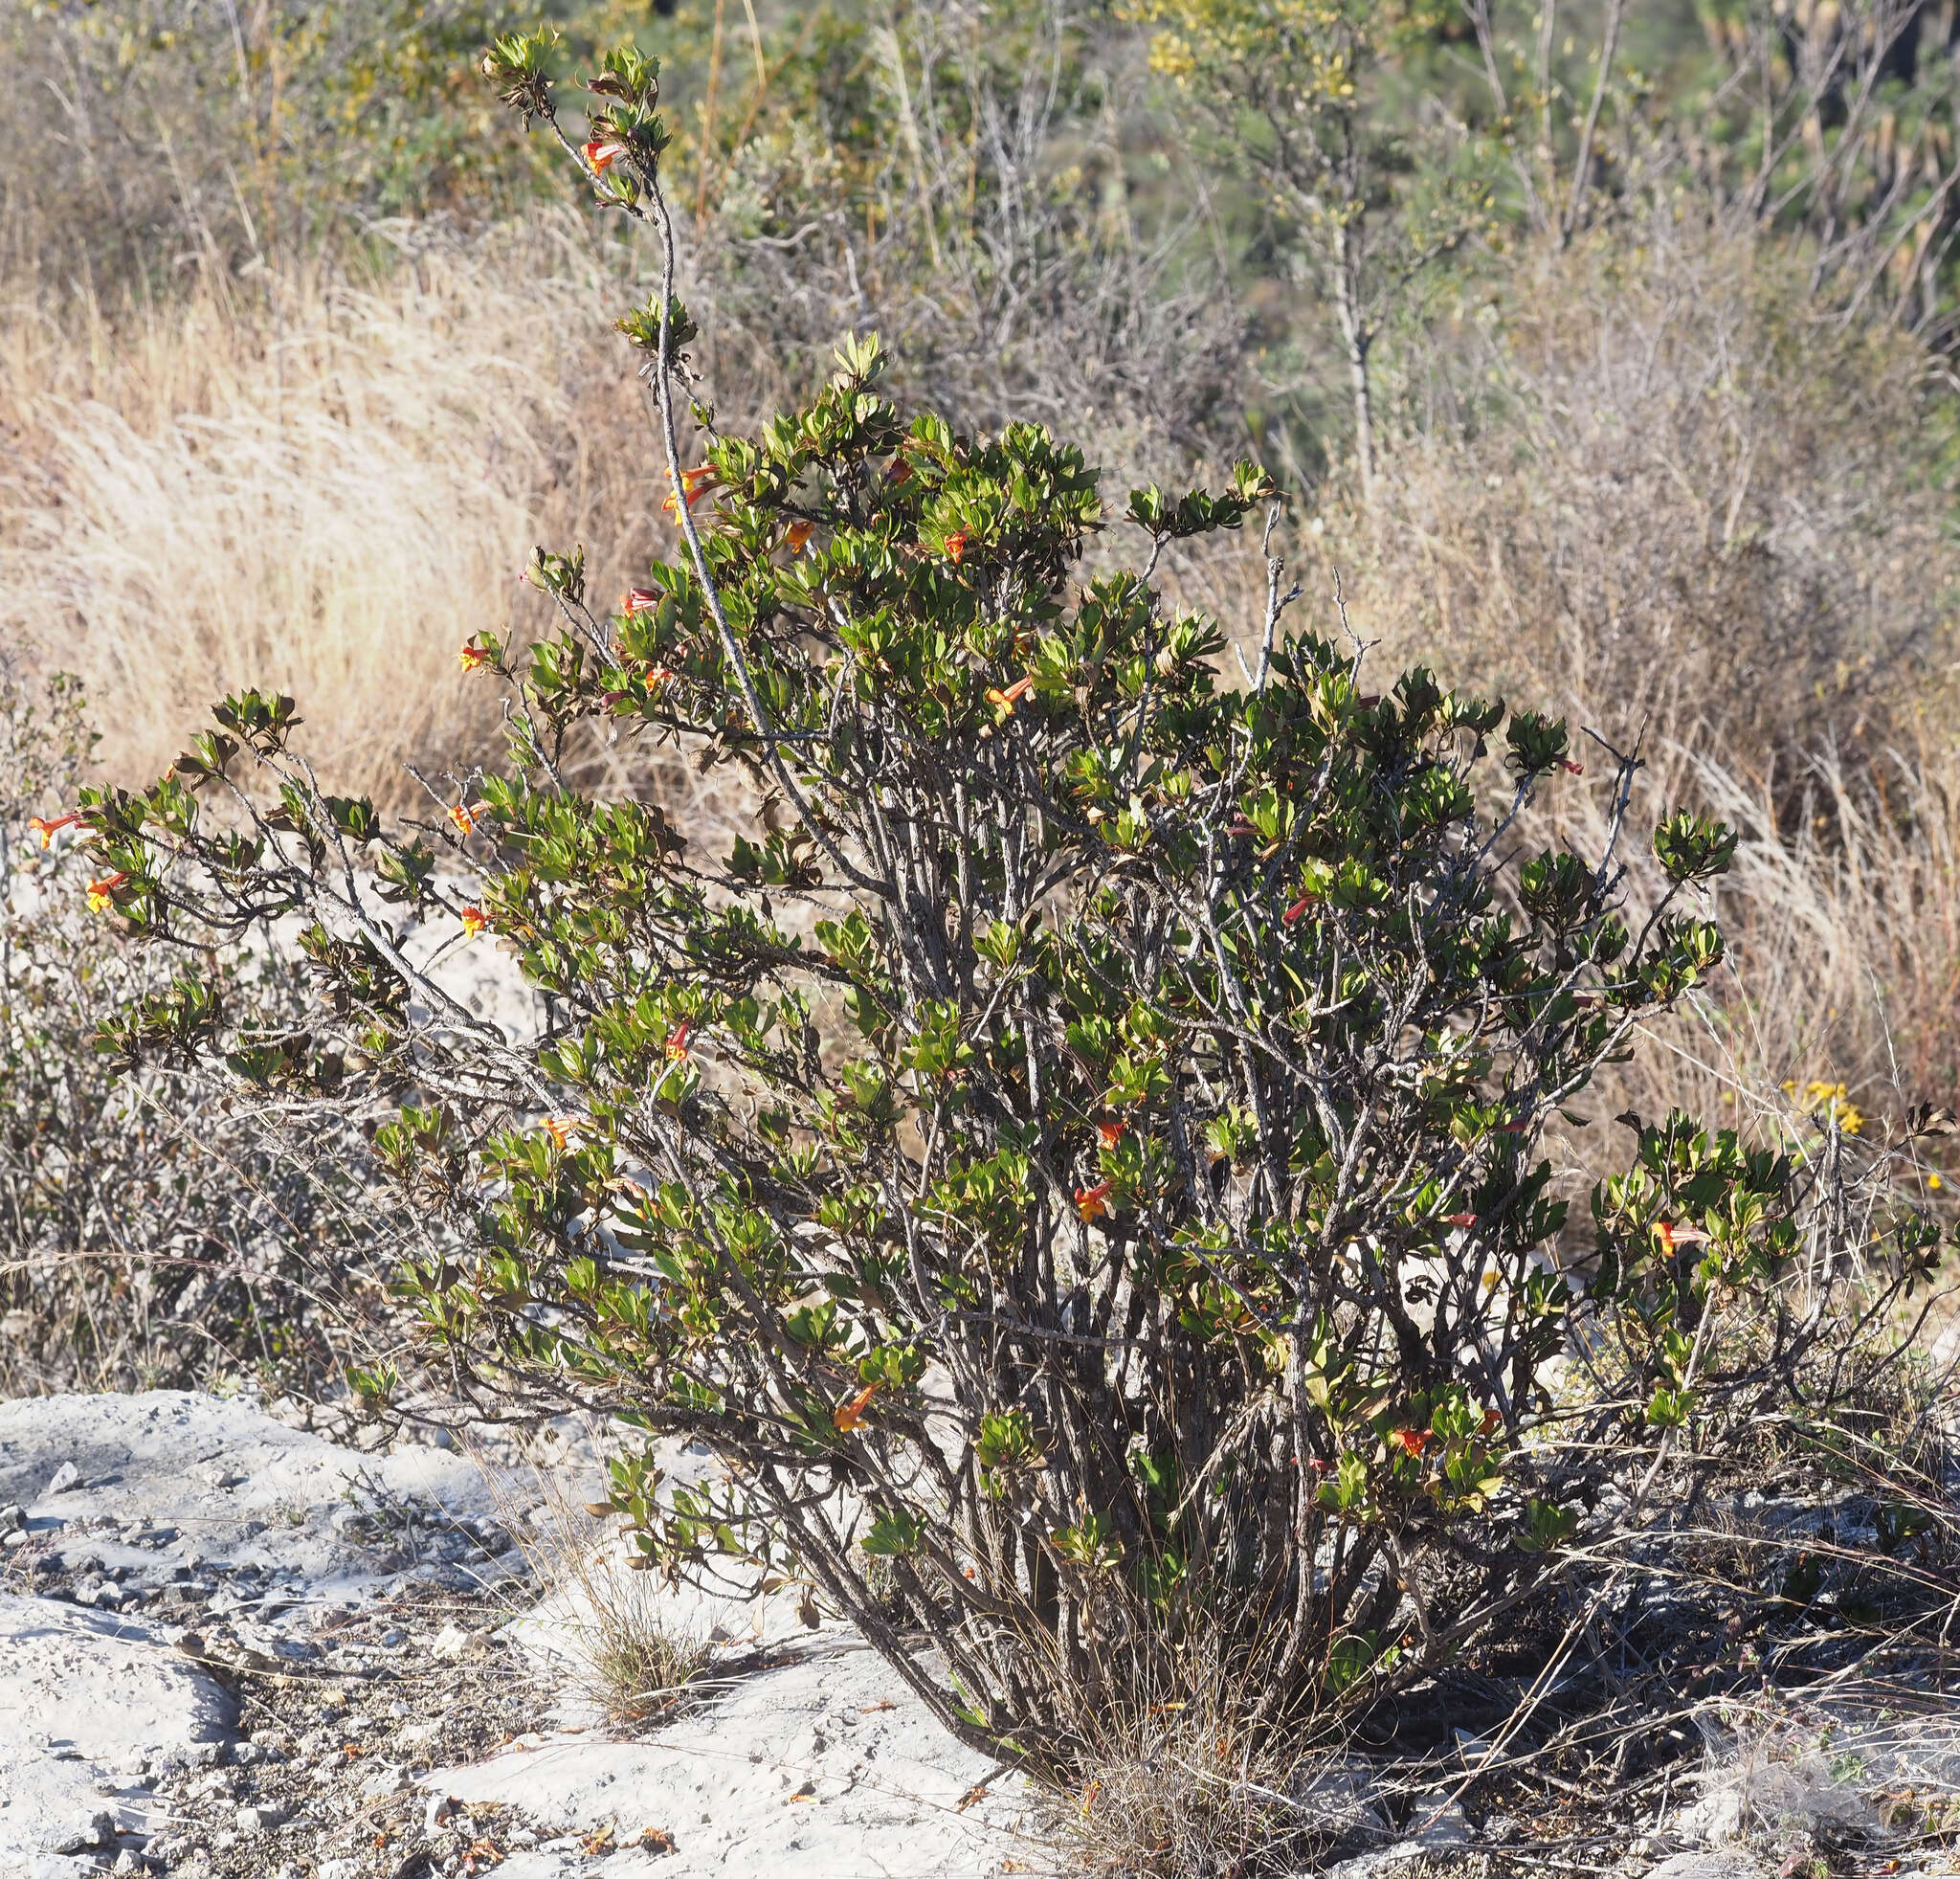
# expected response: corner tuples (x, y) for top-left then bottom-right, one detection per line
(1282, 893), (1317, 926)
(1097, 1119), (1127, 1150)
(583, 136), (630, 175)
(833, 1380), (881, 1433)
(944, 530), (970, 564)
(459, 906), (489, 938)
(457, 642), (489, 673)
(541, 1116), (583, 1150)
(1075, 1177), (1114, 1222)
(1653, 1219), (1711, 1255)
(86, 869), (129, 913)
(784, 519), (814, 554)
(887, 459), (912, 486)
(1479, 1406), (1503, 1437)
(644, 664), (678, 690)
(1559, 759), (1584, 775)
(1441, 1211), (1479, 1228)
(446, 803), (476, 838)
(1394, 1428), (1429, 1459)
(664, 1019), (692, 1063)
(985, 674), (1036, 715)
(30, 813), (80, 850)
(620, 588), (660, 616)
(658, 466), (716, 519)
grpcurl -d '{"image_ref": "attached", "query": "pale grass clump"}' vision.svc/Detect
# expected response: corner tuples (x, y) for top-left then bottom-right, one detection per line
(1274, 214), (1960, 1199)
(0, 219), (659, 804)
(498, 1457), (711, 1732)
(1062, 1660), (1390, 1879)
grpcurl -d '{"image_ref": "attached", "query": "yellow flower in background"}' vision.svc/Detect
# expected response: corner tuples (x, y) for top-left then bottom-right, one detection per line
(1791, 1078), (1862, 1135)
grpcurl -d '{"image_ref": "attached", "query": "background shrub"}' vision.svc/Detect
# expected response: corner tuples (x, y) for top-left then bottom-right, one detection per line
(0, 669), (429, 1395)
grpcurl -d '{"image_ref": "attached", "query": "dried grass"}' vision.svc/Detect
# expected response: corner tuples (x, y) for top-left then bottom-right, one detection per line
(0, 218), (661, 804)
(493, 1447), (711, 1731)
(1302, 220), (1960, 770)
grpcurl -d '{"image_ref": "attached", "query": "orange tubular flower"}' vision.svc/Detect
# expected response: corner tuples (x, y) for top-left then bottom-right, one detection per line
(30, 813), (81, 850)
(620, 587), (660, 616)
(1479, 1406), (1504, 1438)
(1394, 1428), (1430, 1459)
(459, 906), (489, 939)
(1654, 1219), (1711, 1255)
(657, 466), (716, 520)
(446, 803), (476, 838)
(1442, 1211), (1479, 1229)
(644, 665), (678, 690)
(1282, 893), (1316, 926)
(583, 137), (630, 175)
(944, 530), (970, 564)
(664, 1019), (692, 1063)
(541, 1116), (584, 1151)
(457, 642), (489, 673)
(784, 519), (814, 554)
(833, 1380), (882, 1433)
(1097, 1119), (1127, 1151)
(1075, 1177), (1114, 1223)
(86, 870), (129, 913)
(985, 674), (1036, 715)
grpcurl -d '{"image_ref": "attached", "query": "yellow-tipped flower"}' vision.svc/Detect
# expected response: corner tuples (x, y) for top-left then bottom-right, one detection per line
(86, 869), (129, 913)
(658, 465), (717, 519)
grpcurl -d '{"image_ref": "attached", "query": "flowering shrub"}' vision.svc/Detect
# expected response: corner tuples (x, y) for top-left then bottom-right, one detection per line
(85, 35), (1949, 1770)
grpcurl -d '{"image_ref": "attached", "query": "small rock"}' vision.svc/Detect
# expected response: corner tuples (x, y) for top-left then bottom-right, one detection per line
(429, 1622), (471, 1661)
(0, 1501), (26, 1531)
(359, 1762), (409, 1799)
(42, 1808), (117, 1853)
(113, 1853), (145, 1876)
(395, 1719), (444, 1748)
(425, 1793), (461, 1833)
(44, 1462), (84, 1496)
(3, 1528), (27, 1550)
(234, 1801), (291, 1832)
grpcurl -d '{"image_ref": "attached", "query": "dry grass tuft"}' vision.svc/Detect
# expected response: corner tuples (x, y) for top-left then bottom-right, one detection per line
(1068, 1705), (1308, 1879)
(496, 1452), (711, 1731)
(1, 219), (660, 803)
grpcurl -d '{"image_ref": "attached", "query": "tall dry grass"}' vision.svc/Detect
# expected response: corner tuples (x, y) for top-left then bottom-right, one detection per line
(1279, 218), (1960, 1185)
(1518, 735), (1960, 1201)
(1306, 219), (1960, 765)
(1, 219), (661, 802)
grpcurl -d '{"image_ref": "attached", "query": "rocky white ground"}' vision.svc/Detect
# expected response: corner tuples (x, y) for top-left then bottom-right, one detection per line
(5, 1391), (1958, 1879)
(0, 1392), (1038, 1879)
